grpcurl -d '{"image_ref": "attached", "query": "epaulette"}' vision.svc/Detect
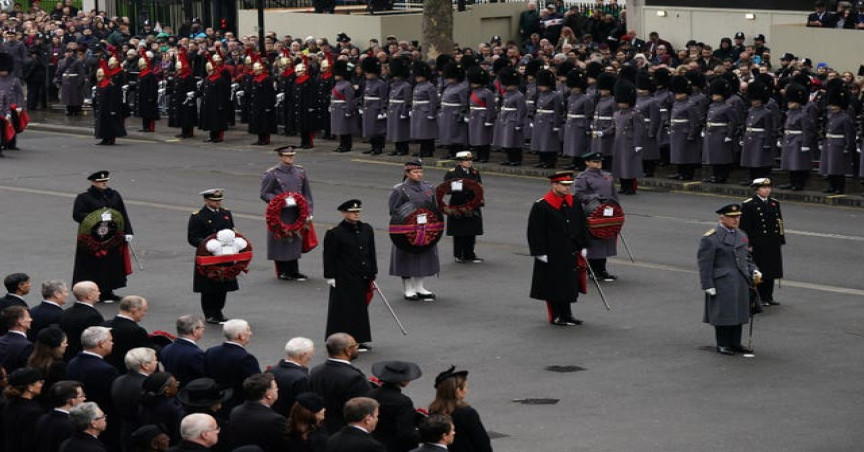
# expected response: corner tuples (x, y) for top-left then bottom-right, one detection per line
(265, 165), (278, 172)
(295, 164), (304, 169)
(703, 228), (716, 236)
(393, 182), (403, 189)
(535, 198), (544, 203)
(742, 198), (753, 203)
(192, 210), (200, 215)
(448, 168), (456, 172)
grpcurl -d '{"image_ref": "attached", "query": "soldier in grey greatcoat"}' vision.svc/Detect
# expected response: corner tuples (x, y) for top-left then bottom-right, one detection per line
(590, 72), (617, 168)
(634, 72), (660, 177)
(466, 66), (496, 163)
(698, 204), (760, 356)
(779, 83), (816, 191)
(610, 81), (645, 195)
(702, 78), (739, 184)
(330, 60), (357, 153)
(260, 146), (314, 281)
(360, 57), (388, 155)
(819, 86), (855, 194)
(437, 62), (470, 159)
(585, 61), (603, 104)
(574, 151), (618, 281)
(0, 53), (23, 154)
(740, 80), (778, 182)
(54, 46), (86, 116)
(531, 69), (564, 168)
(652, 68), (674, 164)
(493, 67), (527, 166)
(389, 161), (440, 300)
(410, 61), (438, 157)
(668, 75), (702, 181)
(523, 59), (543, 127)
(386, 56), (412, 156)
(563, 68), (593, 170)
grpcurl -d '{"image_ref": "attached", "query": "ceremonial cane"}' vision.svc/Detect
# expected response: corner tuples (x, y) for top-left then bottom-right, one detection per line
(372, 282), (408, 335)
(585, 261), (611, 311)
(129, 242), (144, 270)
(743, 314), (756, 358)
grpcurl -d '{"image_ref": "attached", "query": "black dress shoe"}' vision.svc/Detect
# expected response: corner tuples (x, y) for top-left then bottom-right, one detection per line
(791, 186), (803, 191)
(403, 294), (420, 301)
(417, 292), (436, 300)
(371, 149), (383, 155)
(510, 161), (522, 166)
(765, 300), (781, 306)
(6, 146), (19, 151)
(552, 317), (577, 326)
(301, 144), (313, 149)
(732, 345), (753, 354)
(567, 316), (584, 325)
(362, 148), (374, 154)
(600, 273), (618, 282)
(290, 273), (309, 282)
(716, 346), (736, 356)
(204, 138), (214, 143)
(667, 174), (682, 180)
(469, 257), (484, 263)
(702, 177), (717, 183)
(822, 187), (836, 194)
(499, 161), (512, 166)
(277, 273), (294, 281)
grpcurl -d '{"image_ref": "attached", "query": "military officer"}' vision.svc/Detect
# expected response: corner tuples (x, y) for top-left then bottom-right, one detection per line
(167, 49), (197, 139)
(573, 152), (619, 281)
(386, 56), (412, 156)
(323, 199), (377, 351)
(198, 62), (230, 143)
(54, 45), (85, 116)
(466, 65), (495, 163)
(72, 170), (134, 302)
(739, 79), (777, 183)
(443, 151), (484, 263)
(135, 51), (159, 133)
(295, 61), (322, 149)
(820, 86), (855, 194)
(634, 72), (661, 177)
(330, 60), (357, 153)
(697, 204), (760, 356)
(652, 68), (674, 165)
(610, 80), (645, 195)
(437, 61), (469, 159)
(779, 83), (816, 191)
(668, 75), (702, 181)
(360, 57), (388, 155)
(740, 178), (784, 306)
(493, 67), (527, 166)
(93, 66), (126, 146)
(410, 61), (438, 158)
(531, 69), (565, 169)
(187, 188), (237, 324)
(702, 78), (739, 184)
(389, 161), (440, 300)
(527, 171), (590, 326)
(260, 146), (314, 281)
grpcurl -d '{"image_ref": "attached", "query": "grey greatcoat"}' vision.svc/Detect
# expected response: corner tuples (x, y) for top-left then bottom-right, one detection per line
(669, 98), (702, 164)
(55, 56), (86, 107)
(740, 106), (777, 168)
(531, 90), (564, 152)
(330, 79), (358, 136)
(611, 107), (646, 179)
(780, 107), (816, 171)
(492, 90), (527, 149)
(590, 95), (616, 156)
(386, 79), (412, 143)
(410, 81), (438, 140)
(563, 92), (593, 157)
(437, 80), (469, 145)
(260, 164), (314, 261)
(361, 76), (388, 139)
(819, 109), (855, 176)
(697, 225), (757, 326)
(524, 80), (538, 120)
(703, 100), (739, 165)
(468, 87), (496, 146)
(653, 88), (673, 147)
(574, 167), (618, 259)
(634, 93), (661, 161)
(388, 180), (440, 277)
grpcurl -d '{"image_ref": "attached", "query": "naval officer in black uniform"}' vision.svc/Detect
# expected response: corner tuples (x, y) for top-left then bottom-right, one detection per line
(739, 178), (784, 306)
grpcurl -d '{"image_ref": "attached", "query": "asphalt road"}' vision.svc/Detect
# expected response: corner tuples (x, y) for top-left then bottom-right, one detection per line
(1, 131), (863, 451)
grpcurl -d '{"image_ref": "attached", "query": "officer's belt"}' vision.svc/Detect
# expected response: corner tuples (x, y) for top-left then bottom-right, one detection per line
(659, 108), (668, 112)
(706, 122), (728, 127)
(364, 96), (381, 101)
(825, 133), (845, 139)
(595, 115), (612, 120)
(746, 127), (765, 132)
(441, 102), (462, 107)
(63, 73), (79, 77)
(526, 100), (535, 104)
(413, 100), (430, 104)
(536, 109), (555, 114)
(469, 106), (486, 110)
(784, 130), (802, 135)
(671, 119), (689, 123)
(389, 100), (405, 104)
(501, 107), (517, 111)
(567, 114), (586, 119)
(331, 99), (346, 103)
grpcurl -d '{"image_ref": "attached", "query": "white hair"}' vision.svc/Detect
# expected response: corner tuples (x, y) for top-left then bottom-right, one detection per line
(222, 319), (249, 340)
(80, 326), (111, 349)
(284, 337), (314, 358)
(124, 347), (156, 372)
(180, 413), (217, 440)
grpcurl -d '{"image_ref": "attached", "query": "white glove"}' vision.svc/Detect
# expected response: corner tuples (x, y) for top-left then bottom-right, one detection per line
(594, 131), (603, 138)
(753, 270), (762, 280)
(326, 278), (336, 288)
(125, 234), (134, 242)
(529, 122), (534, 128)
(514, 127), (522, 131)
(705, 288), (717, 296)
(552, 127), (560, 132)
(426, 115), (435, 120)
(580, 249), (587, 258)
(700, 130), (705, 138)
(345, 113), (352, 118)
(400, 114), (408, 119)
(275, 92), (283, 102)
(484, 122), (494, 127)
(408, 110), (413, 117)
(463, 116), (470, 123)
(634, 146), (643, 153)
(801, 147), (810, 151)
(723, 137), (733, 143)
(358, 109), (364, 115)
(535, 255), (548, 263)
(185, 91), (195, 99)
(377, 113), (387, 120)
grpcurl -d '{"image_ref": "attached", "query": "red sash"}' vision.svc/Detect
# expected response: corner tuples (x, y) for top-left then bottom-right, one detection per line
(332, 87), (347, 101)
(470, 91), (486, 108)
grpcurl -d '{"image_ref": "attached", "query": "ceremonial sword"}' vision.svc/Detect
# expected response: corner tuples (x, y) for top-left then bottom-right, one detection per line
(372, 281), (408, 335)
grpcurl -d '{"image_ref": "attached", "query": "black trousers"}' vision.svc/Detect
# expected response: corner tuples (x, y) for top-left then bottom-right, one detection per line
(678, 163), (698, 180)
(393, 141), (409, 155)
(453, 235), (477, 260)
(446, 143), (464, 158)
(545, 300), (574, 322)
(339, 134), (353, 150)
(710, 164), (730, 181)
(714, 324), (743, 348)
(757, 277), (775, 302)
(748, 166), (772, 181)
(27, 81), (45, 110)
(505, 147), (522, 163)
(275, 260), (300, 276)
(643, 159), (656, 177)
(588, 258), (608, 275)
(369, 136), (385, 150)
(300, 129), (314, 147)
(201, 291), (227, 319)
(418, 139), (435, 157)
(789, 170), (809, 189)
(602, 155), (613, 170)
(827, 175), (846, 192)
(473, 145), (490, 162)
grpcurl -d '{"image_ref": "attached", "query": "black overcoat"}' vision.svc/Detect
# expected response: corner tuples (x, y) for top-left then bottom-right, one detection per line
(187, 206), (239, 293)
(136, 71), (160, 120)
(740, 196), (784, 278)
(167, 74), (197, 128)
(323, 220), (377, 343)
(72, 186), (133, 291)
(442, 165), (483, 237)
(198, 73), (230, 132)
(248, 74), (278, 134)
(93, 82), (127, 139)
(527, 193), (589, 303)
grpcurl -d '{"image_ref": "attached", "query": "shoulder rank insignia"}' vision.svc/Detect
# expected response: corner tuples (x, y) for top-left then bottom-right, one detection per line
(703, 228), (716, 236)
(192, 210), (200, 215)
(742, 198), (752, 203)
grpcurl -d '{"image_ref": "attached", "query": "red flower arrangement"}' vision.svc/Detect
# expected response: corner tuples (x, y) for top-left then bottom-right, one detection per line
(265, 192), (309, 240)
(435, 178), (484, 217)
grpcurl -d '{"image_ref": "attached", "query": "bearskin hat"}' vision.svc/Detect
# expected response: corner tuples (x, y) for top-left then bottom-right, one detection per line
(461, 54), (478, 69)
(498, 66), (520, 87)
(709, 77), (730, 97)
(361, 56), (381, 75)
(826, 86), (850, 109)
(669, 75), (691, 95)
(567, 68), (587, 90)
(684, 69), (706, 89)
(556, 61), (575, 78)
(791, 72), (813, 90)
(597, 72), (617, 92)
(0, 52), (13, 73)
(823, 77), (845, 92)
(442, 61), (465, 81)
(747, 79), (771, 103)
(525, 59), (544, 78)
(332, 60), (351, 78)
(756, 72), (776, 92)
(492, 57), (510, 75)
(435, 54), (453, 71)
(618, 64), (637, 84)
(614, 80), (637, 106)
(653, 67), (671, 88)
(585, 61), (603, 79)
(412, 60), (433, 79)
(635, 71), (654, 92)
(389, 56), (410, 79)
(466, 65), (489, 86)
(536, 69), (556, 88)
(785, 83), (809, 105)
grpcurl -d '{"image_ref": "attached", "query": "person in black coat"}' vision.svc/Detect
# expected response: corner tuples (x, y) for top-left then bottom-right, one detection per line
(367, 361), (422, 452)
(60, 281), (105, 360)
(324, 397), (386, 452)
(2, 367), (45, 451)
(198, 64), (230, 143)
(527, 171), (590, 326)
(24, 47), (47, 110)
(0, 306), (34, 372)
(309, 333), (373, 434)
(266, 336), (313, 416)
(0, 272), (30, 312)
(102, 295), (159, 372)
(226, 373), (288, 451)
(187, 189), (239, 323)
(409, 414), (455, 452)
(59, 401), (109, 452)
(138, 372), (186, 444)
(168, 52), (198, 139)
(135, 55), (160, 132)
(248, 61), (278, 146)
(295, 62), (322, 148)
(27, 327), (69, 406)
(111, 347), (158, 448)
(285, 391), (329, 452)
(167, 412), (221, 451)
(93, 67), (127, 145)
(442, 152), (484, 263)
(427, 367), (491, 452)
(160, 315), (207, 388)
(323, 200), (377, 349)
(72, 170), (134, 302)
(203, 319), (261, 415)
(34, 380), (84, 452)
(739, 178), (784, 306)
(28, 280), (68, 341)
